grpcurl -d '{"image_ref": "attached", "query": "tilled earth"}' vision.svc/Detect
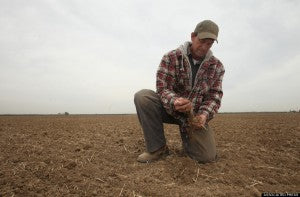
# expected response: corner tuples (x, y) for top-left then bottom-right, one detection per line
(0, 113), (299, 196)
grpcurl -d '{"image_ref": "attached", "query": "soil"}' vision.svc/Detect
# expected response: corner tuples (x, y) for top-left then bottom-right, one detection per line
(0, 113), (299, 196)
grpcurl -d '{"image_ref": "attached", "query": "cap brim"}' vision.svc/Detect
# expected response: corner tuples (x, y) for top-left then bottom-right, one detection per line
(197, 32), (218, 43)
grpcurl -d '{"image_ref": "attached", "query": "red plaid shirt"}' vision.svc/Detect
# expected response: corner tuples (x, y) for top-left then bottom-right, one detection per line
(156, 42), (225, 123)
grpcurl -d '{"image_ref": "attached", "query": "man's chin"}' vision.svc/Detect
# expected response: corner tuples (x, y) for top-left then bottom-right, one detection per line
(195, 53), (205, 59)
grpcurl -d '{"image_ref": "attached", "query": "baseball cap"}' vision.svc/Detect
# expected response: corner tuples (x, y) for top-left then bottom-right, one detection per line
(194, 20), (219, 42)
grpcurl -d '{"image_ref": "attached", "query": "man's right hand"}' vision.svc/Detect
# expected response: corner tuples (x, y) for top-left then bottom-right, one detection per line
(174, 97), (192, 113)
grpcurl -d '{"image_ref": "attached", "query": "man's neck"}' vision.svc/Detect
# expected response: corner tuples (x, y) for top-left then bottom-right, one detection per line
(191, 53), (205, 61)
(190, 48), (205, 61)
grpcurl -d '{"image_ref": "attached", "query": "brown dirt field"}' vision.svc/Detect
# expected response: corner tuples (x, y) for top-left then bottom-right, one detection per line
(0, 113), (299, 196)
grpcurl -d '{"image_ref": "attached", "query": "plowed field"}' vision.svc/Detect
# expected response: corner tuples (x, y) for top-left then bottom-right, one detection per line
(0, 113), (299, 196)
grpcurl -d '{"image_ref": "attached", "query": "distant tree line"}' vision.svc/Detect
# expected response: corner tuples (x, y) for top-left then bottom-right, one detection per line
(289, 110), (300, 113)
(57, 112), (70, 115)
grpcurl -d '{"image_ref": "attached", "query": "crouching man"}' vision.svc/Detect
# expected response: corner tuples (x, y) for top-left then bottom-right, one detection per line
(134, 20), (225, 163)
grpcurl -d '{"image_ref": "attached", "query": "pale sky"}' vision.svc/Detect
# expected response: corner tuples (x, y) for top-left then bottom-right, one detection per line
(0, 0), (299, 114)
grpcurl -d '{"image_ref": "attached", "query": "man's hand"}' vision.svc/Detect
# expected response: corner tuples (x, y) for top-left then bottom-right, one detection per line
(174, 97), (192, 113)
(191, 114), (207, 129)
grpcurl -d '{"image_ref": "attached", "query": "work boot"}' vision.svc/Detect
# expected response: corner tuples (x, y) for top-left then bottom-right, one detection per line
(137, 146), (169, 163)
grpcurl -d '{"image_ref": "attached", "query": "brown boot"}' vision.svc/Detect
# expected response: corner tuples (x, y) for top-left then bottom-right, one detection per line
(137, 146), (169, 163)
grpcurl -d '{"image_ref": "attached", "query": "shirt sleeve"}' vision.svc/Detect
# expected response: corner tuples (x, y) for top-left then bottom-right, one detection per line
(198, 62), (225, 120)
(156, 53), (182, 118)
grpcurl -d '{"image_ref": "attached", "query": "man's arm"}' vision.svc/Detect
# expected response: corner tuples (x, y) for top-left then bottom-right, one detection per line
(156, 54), (182, 117)
(198, 63), (225, 121)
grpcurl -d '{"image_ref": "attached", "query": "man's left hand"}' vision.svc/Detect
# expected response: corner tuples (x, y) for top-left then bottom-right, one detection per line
(191, 114), (207, 129)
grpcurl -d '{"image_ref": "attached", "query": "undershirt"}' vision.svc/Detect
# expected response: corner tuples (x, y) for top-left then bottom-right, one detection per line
(188, 54), (204, 87)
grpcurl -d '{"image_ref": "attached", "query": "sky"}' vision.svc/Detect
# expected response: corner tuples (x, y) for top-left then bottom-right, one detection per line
(0, 0), (299, 114)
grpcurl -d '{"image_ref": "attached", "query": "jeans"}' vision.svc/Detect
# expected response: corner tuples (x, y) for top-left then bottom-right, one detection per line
(134, 89), (217, 163)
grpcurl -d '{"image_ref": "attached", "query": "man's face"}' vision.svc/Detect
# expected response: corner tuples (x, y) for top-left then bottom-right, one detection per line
(190, 34), (214, 59)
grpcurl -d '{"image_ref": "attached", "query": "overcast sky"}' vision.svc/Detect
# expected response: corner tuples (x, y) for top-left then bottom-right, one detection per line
(0, 0), (299, 114)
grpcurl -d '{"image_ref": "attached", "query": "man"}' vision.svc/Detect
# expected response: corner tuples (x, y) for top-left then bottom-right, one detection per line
(134, 20), (225, 163)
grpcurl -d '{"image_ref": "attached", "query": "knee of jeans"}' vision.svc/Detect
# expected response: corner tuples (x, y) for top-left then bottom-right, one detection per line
(134, 89), (152, 106)
(197, 152), (217, 164)
(186, 146), (216, 163)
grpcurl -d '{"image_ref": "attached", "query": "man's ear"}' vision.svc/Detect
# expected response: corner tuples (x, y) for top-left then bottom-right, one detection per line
(191, 32), (197, 41)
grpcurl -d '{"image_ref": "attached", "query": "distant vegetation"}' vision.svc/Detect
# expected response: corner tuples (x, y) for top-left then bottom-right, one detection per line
(289, 110), (300, 113)
(57, 112), (70, 115)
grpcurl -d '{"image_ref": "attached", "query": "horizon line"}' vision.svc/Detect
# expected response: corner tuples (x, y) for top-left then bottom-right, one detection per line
(0, 111), (299, 116)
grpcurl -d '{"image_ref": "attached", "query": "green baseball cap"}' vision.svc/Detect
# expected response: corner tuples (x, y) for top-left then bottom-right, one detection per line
(194, 20), (219, 42)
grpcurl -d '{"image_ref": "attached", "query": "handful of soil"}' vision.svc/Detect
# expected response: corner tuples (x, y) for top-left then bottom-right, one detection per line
(186, 109), (207, 141)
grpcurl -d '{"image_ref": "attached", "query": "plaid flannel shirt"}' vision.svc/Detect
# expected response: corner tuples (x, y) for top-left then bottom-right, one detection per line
(156, 42), (225, 124)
